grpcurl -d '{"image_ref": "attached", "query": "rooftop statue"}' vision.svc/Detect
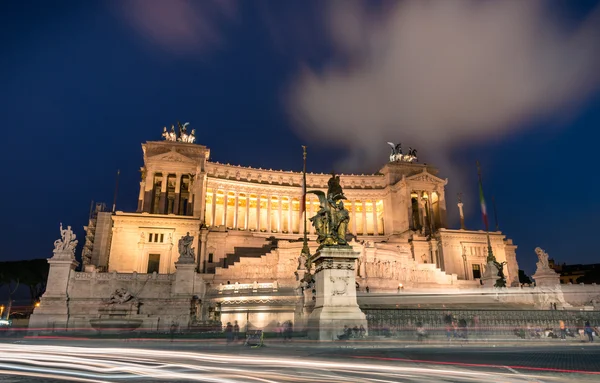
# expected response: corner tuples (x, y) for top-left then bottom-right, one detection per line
(387, 142), (418, 163)
(162, 126), (177, 142)
(161, 122), (195, 143)
(308, 172), (350, 248)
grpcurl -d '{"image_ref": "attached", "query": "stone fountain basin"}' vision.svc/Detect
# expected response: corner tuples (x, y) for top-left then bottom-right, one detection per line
(89, 318), (143, 333)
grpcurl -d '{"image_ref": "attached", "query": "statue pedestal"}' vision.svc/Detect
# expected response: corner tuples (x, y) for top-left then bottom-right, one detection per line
(29, 250), (79, 333)
(307, 247), (368, 341)
(481, 261), (498, 288)
(532, 267), (560, 287)
(172, 262), (196, 296)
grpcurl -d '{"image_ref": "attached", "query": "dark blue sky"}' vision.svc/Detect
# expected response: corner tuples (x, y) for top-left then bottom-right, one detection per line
(1, 0), (599, 275)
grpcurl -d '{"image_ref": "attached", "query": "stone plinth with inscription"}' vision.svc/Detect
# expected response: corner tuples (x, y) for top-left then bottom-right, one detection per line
(307, 247), (368, 341)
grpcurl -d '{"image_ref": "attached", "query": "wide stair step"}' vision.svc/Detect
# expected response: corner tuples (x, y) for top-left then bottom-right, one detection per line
(223, 243), (277, 268)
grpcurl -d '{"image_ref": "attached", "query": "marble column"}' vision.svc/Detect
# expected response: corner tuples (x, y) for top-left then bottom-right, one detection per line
(267, 196), (272, 232)
(233, 192), (239, 229)
(362, 201), (368, 235)
(211, 189), (217, 226)
(287, 197), (293, 233)
(428, 199), (435, 233)
(256, 195), (261, 231)
(187, 193), (194, 217)
(223, 192), (228, 227)
(372, 201), (378, 235)
(420, 199), (427, 235)
(458, 202), (465, 230)
(416, 192), (423, 232)
(137, 179), (145, 212)
(191, 173), (203, 218)
(159, 173), (168, 214)
(278, 195), (283, 232)
(173, 173), (182, 215)
(245, 195), (250, 230)
(142, 171), (154, 213)
(199, 229), (209, 273)
(352, 200), (357, 236)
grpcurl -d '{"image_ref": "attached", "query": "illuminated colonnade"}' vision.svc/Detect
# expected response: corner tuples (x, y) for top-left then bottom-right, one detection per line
(408, 190), (443, 232)
(204, 187), (384, 235)
(142, 172), (195, 216)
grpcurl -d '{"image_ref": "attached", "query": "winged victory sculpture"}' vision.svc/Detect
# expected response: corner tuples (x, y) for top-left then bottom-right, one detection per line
(307, 172), (350, 247)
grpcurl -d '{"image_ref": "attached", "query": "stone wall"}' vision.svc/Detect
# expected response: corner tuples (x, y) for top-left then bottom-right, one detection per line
(437, 229), (519, 286)
(357, 284), (600, 311)
(109, 213), (201, 273)
(30, 268), (207, 333)
(365, 308), (600, 338)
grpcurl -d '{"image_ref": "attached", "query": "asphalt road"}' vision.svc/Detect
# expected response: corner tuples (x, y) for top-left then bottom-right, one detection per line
(0, 339), (598, 382)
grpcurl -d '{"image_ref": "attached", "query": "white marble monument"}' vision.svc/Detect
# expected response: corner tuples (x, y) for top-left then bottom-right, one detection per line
(307, 247), (368, 341)
(532, 247), (560, 287)
(29, 223), (79, 332)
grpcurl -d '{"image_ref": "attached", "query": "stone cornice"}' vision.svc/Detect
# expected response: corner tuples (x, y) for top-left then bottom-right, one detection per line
(206, 177), (390, 199)
(143, 141), (209, 161)
(437, 229), (508, 244)
(206, 162), (387, 189)
(405, 169), (448, 186)
(113, 212), (201, 227)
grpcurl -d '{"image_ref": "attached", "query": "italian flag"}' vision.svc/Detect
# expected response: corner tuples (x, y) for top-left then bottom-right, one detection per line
(478, 178), (489, 231)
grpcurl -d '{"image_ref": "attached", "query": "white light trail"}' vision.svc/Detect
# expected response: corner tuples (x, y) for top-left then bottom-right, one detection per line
(0, 343), (550, 382)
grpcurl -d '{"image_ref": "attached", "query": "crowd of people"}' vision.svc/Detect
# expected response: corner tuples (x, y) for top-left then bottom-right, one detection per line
(338, 324), (367, 340)
(515, 320), (597, 342)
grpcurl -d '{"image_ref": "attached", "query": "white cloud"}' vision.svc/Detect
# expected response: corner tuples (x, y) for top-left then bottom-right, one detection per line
(115, 0), (236, 55)
(287, 0), (600, 172)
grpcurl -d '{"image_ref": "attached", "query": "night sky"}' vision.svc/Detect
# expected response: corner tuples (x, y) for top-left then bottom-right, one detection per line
(2, 0), (600, 276)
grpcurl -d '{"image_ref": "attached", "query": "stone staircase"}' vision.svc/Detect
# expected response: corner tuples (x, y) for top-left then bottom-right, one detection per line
(222, 243), (278, 268)
(214, 247), (289, 283)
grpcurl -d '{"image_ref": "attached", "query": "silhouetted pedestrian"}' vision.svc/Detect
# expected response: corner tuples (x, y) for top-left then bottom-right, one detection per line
(233, 321), (240, 341)
(225, 322), (233, 343)
(585, 321), (594, 342)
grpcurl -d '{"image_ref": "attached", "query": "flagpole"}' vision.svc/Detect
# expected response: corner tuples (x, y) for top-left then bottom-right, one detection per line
(301, 145), (311, 271)
(477, 161), (495, 263)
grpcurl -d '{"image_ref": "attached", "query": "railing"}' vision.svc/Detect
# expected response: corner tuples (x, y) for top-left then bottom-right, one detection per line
(364, 308), (600, 338)
(74, 271), (174, 281)
(216, 282), (278, 294)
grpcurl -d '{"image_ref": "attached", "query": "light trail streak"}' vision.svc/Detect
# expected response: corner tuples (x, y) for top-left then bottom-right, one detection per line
(0, 343), (551, 382)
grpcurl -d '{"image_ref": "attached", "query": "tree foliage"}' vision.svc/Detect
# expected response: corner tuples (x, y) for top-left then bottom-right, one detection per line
(0, 259), (49, 302)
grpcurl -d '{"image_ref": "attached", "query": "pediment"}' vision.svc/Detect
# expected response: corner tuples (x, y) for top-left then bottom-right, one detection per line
(406, 170), (447, 185)
(148, 150), (196, 164)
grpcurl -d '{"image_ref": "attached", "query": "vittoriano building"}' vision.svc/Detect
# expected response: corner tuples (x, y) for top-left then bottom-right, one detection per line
(29, 124), (600, 334)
